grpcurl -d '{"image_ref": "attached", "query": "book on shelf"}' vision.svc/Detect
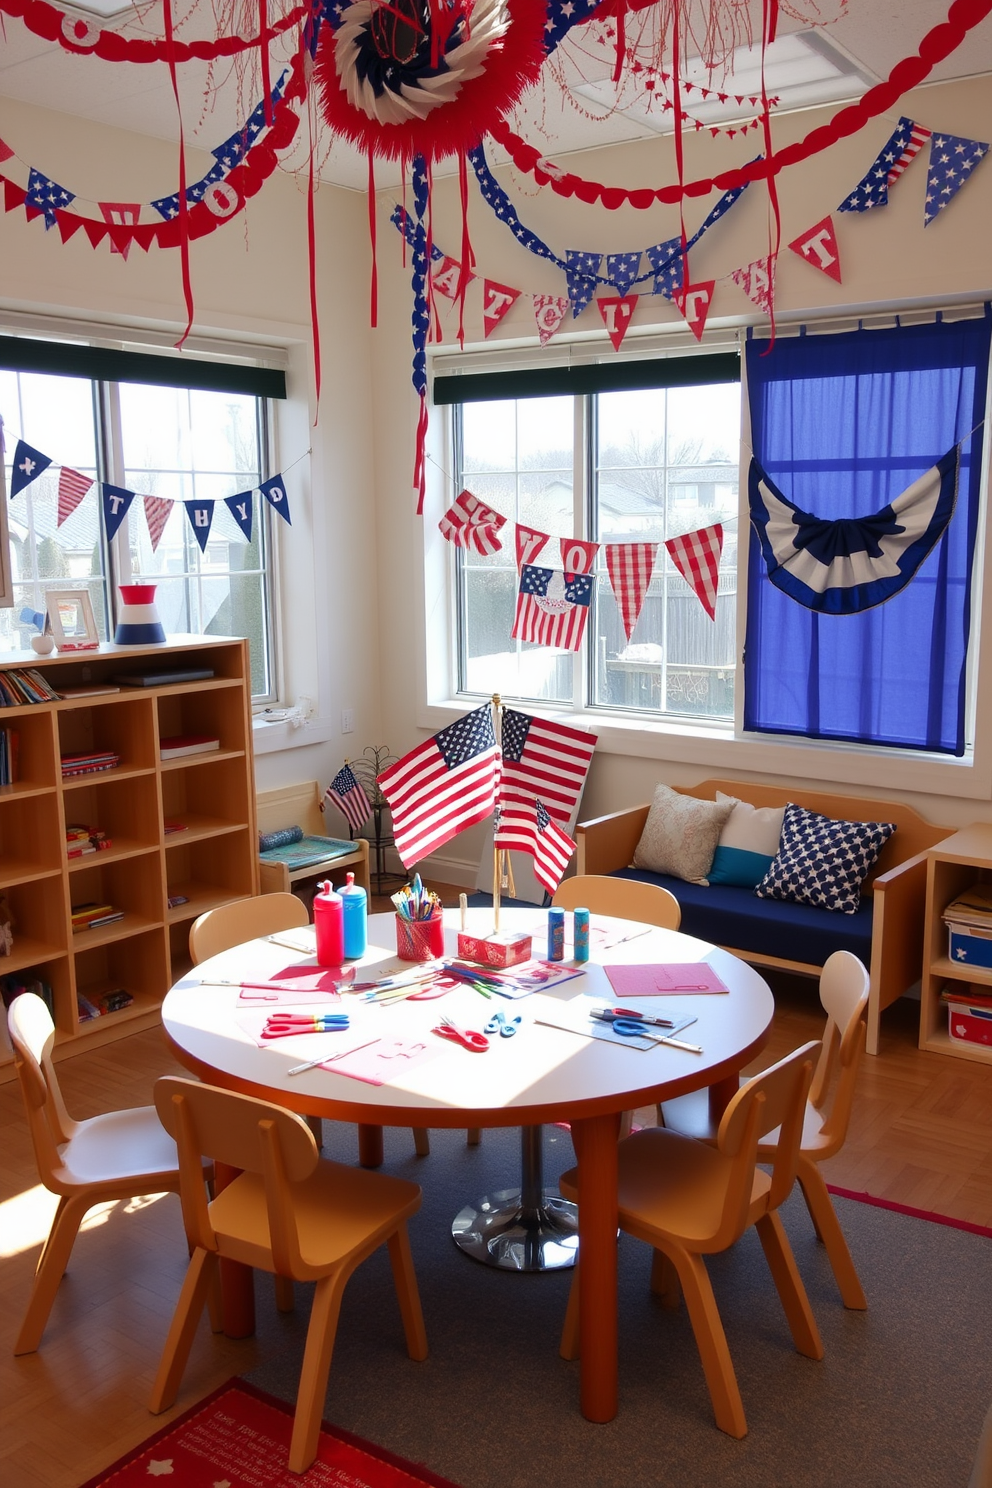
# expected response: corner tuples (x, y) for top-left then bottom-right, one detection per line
(77, 993), (101, 1022)
(0, 726), (18, 786)
(116, 667), (215, 687)
(57, 684), (122, 698)
(258, 833), (361, 871)
(1, 975), (54, 1015)
(163, 820), (188, 835)
(160, 734), (221, 760)
(66, 824), (112, 858)
(71, 901), (124, 930)
(99, 988), (134, 1014)
(61, 750), (121, 777)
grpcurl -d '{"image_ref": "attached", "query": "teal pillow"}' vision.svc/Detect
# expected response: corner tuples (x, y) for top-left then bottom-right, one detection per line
(707, 844), (775, 889)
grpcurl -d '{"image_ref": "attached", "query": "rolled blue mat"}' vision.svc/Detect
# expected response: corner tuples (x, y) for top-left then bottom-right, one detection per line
(259, 825), (304, 852)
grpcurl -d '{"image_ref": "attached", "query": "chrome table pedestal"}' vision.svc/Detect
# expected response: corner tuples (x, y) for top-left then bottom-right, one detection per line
(451, 1125), (578, 1271)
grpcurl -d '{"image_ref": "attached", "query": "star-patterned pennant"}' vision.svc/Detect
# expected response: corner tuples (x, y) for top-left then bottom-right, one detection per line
(483, 280), (521, 337)
(560, 537), (600, 576)
(101, 483), (135, 541)
(677, 282), (716, 341)
(532, 294), (569, 346)
(788, 216), (842, 282)
(25, 168), (74, 229)
(666, 524), (724, 619)
(646, 237), (685, 301)
(565, 251), (602, 318)
(598, 295), (638, 351)
(605, 542), (659, 641)
(9, 440), (52, 497)
(606, 251), (641, 296)
(224, 490), (254, 542)
(184, 499), (215, 552)
(730, 255), (776, 315)
(211, 72), (288, 170)
(259, 474), (291, 525)
(924, 130), (989, 225)
(143, 495), (173, 551)
(515, 524), (551, 569)
(56, 467), (93, 525)
(837, 117), (932, 214)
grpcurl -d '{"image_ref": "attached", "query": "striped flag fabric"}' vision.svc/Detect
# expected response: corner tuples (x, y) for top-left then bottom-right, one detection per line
(324, 763), (372, 833)
(605, 542), (659, 641)
(511, 565), (592, 651)
(143, 495), (173, 552)
(495, 798), (576, 896)
(838, 117), (932, 213)
(56, 467), (94, 526)
(498, 708), (597, 828)
(438, 489), (507, 555)
(378, 704), (501, 868)
(665, 524), (724, 620)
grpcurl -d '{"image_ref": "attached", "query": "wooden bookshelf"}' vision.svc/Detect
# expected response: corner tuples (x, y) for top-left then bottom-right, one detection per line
(920, 822), (992, 1065)
(0, 636), (258, 1075)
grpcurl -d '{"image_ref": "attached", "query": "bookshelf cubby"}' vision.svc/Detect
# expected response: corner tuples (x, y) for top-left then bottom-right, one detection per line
(0, 636), (258, 1074)
(920, 823), (992, 1065)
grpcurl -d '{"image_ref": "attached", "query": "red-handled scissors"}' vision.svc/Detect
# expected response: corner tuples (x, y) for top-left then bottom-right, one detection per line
(262, 1013), (350, 1040)
(431, 1015), (489, 1052)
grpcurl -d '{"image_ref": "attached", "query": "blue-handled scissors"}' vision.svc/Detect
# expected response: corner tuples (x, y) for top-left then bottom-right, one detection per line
(262, 1012), (350, 1040)
(484, 1010), (522, 1038)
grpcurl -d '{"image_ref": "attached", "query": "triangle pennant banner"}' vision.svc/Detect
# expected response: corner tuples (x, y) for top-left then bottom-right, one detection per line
(185, 499), (215, 552)
(605, 542), (659, 642)
(515, 523), (550, 569)
(56, 213), (82, 245)
(564, 251), (602, 319)
(10, 440), (52, 497)
(532, 294), (569, 346)
(101, 482), (135, 541)
(924, 130), (990, 224)
(677, 281), (716, 341)
(259, 474), (291, 525)
(559, 537), (600, 576)
(597, 295), (638, 351)
(730, 255), (776, 314)
(143, 495), (173, 552)
(56, 467), (93, 526)
(224, 490), (255, 542)
(788, 216), (842, 282)
(438, 490), (506, 555)
(483, 280), (520, 337)
(646, 237), (685, 300)
(431, 255), (474, 301)
(3, 177), (26, 213)
(605, 251), (641, 296)
(837, 117), (931, 214)
(0, 138), (13, 164)
(666, 524), (724, 619)
(81, 218), (109, 248)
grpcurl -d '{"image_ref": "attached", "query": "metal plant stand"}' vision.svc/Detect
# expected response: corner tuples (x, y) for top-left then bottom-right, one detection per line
(350, 745), (405, 895)
(451, 1125), (578, 1271)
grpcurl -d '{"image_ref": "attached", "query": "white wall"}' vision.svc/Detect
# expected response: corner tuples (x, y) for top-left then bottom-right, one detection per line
(369, 74), (992, 884)
(0, 91), (382, 801)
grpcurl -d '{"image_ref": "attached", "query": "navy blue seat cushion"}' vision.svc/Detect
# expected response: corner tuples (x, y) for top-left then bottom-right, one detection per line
(612, 867), (874, 968)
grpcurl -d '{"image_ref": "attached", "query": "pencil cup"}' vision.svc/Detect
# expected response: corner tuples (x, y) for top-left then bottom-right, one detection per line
(395, 913), (445, 962)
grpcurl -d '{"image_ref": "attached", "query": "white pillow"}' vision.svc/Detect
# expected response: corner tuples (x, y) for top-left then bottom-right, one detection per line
(632, 785), (735, 885)
(707, 792), (786, 889)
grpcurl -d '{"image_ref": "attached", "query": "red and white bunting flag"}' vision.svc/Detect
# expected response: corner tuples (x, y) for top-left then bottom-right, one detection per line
(676, 282), (716, 341)
(730, 255), (776, 315)
(438, 489), (506, 555)
(666, 523), (724, 619)
(56, 467), (93, 526)
(431, 255), (474, 301)
(515, 523), (550, 569)
(498, 708), (597, 829)
(377, 703), (500, 868)
(144, 495), (173, 552)
(532, 294), (569, 346)
(0, 138), (13, 165)
(597, 295), (638, 351)
(494, 798), (576, 897)
(511, 566), (592, 653)
(605, 542), (659, 641)
(100, 202), (141, 260)
(788, 216), (842, 282)
(560, 536), (599, 576)
(483, 280), (521, 337)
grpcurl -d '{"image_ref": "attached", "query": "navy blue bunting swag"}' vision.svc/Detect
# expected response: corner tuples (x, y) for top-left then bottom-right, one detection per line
(748, 449), (960, 614)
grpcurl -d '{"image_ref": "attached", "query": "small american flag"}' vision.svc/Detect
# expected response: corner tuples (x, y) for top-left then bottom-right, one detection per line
(325, 764), (372, 833)
(495, 798), (576, 896)
(511, 565), (592, 651)
(605, 542), (659, 642)
(378, 705), (500, 868)
(56, 467), (93, 527)
(924, 129), (989, 225)
(499, 708), (596, 828)
(838, 117), (932, 213)
(438, 489), (506, 555)
(665, 524), (724, 620)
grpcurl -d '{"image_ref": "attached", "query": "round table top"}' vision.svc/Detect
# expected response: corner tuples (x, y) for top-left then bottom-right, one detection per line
(162, 906), (775, 1128)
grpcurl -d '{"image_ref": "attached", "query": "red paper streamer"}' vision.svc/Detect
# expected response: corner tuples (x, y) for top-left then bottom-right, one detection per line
(162, 0), (194, 348)
(0, 0), (308, 64)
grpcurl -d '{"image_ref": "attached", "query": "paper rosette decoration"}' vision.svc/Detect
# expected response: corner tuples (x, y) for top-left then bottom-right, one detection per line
(314, 0), (548, 163)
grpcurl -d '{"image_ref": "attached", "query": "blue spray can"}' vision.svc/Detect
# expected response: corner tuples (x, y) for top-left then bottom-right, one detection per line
(573, 907), (590, 964)
(339, 871), (368, 960)
(548, 908), (565, 962)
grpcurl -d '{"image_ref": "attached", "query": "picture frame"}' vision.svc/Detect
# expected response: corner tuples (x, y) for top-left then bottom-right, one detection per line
(46, 590), (101, 652)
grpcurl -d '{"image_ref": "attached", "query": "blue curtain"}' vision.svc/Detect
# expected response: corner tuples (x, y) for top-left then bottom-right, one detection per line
(744, 313), (991, 755)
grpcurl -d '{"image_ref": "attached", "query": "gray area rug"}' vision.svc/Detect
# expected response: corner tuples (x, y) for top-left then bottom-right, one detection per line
(243, 1122), (992, 1488)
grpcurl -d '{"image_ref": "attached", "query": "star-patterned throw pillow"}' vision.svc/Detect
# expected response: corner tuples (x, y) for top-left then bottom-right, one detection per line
(755, 803), (896, 915)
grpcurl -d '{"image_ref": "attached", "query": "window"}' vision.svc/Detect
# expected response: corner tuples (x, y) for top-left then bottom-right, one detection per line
(448, 356), (741, 720)
(0, 340), (283, 700)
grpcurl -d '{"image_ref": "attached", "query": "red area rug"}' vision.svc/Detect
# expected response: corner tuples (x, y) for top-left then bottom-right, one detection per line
(78, 1379), (463, 1488)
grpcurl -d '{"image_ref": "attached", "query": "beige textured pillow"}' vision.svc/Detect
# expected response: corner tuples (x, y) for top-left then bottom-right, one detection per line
(632, 785), (736, 884)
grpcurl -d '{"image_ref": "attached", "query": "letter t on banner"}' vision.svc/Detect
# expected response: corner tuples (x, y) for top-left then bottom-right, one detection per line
(788, 216), (842, 281)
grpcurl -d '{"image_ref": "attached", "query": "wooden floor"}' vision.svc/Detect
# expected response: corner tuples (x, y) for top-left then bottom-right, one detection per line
(2, 904), (991, 1486)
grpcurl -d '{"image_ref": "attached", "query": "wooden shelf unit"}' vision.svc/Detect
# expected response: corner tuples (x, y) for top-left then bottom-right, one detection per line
(0, 636), (258, 1074)
(920, 822), (992, 1064)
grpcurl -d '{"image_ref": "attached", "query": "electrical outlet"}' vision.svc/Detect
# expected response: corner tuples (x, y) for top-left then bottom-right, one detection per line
(341, 707), (355, 734)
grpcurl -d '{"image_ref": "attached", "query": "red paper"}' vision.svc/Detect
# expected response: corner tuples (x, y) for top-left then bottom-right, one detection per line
(323, 1037), (437, 1085)
(603, 962), (729, 996)
(788, 216), (842, 282)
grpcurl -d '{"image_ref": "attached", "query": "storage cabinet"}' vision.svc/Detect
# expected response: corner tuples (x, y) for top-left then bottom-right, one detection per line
(920, 823), (992, 1065)
(0, 637), (258, 1074)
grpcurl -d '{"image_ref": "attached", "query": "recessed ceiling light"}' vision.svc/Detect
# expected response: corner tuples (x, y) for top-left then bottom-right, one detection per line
(62, 0), (138, 19)
(571, 30), (875, 134)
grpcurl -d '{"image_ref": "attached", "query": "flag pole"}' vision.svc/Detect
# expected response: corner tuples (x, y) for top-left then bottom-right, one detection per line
(491, 693), (501, 930)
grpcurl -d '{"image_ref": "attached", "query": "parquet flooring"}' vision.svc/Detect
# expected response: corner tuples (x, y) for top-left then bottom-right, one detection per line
(1, 903), (990, 1487)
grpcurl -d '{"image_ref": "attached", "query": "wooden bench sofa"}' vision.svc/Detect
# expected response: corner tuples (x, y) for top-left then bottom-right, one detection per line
(574, 778), (950, 1056)
(256, 780), (370, 914)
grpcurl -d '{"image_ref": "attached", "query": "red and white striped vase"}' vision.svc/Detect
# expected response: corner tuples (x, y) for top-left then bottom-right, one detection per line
(114, 584), (166, 645)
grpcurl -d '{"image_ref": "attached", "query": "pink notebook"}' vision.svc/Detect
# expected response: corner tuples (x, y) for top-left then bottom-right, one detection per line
(604, 962), (729, 997)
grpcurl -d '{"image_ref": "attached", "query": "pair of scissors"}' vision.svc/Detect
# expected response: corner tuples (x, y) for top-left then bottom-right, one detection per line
(262, 1012), (350, 1040)
(484, 1010), (522, 1038)
(431, 1015), (489, 1052)
(590, 1007), (675, 1030)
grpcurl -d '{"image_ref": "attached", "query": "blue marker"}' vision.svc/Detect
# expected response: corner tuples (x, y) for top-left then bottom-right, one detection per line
(573, 908), (590, 964)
